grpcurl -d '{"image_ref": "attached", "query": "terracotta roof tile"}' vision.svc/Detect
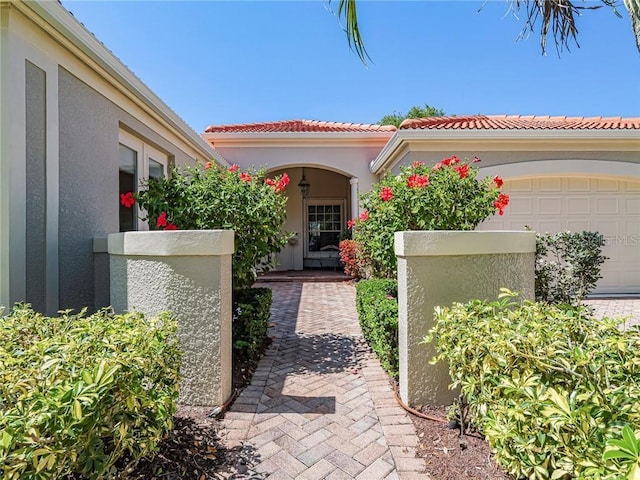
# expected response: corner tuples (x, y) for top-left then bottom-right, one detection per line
(399, 115), (640, 130)
(204, 119), (396, 134)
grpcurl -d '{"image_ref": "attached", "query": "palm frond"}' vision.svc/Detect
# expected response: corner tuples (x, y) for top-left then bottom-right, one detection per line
(624, 0), (640, 52)
(328, 0), (371, 65)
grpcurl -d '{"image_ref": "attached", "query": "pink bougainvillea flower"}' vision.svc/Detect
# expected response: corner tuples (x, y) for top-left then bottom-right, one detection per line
(265, 178), (276, 187)
(347, 218), (356, 229)
(120, 192), (135, 208)
(493, 175), (504, 188)
(205, 161), (213, 170)
(494, 193), (510, 216)
(407, 173), (429, 189)
(164, 223), (178, 230)
(473, 156), (481, 163)
(450, 155), (460, 164)
(228, 164), (239, 173)
(156, 211), (168, 228)
(359, 210), (369, 221)
(239, 172), (252, 182)
(454, 164), (469, 179)
(379, 186), (394, 202)
(432, 162), (443, 171)
(411, 161), (424, 169)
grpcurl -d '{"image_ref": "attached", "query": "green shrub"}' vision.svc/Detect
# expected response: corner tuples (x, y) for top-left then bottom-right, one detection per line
(0, 305), (181, 480)
(355, 279), (399, 377)
(535, 231), (608, 304)
(427, 290), (640, 480)
(351, 157), (509, 278)
(233, 287), (273, 362)
(134, 164), (290, 291)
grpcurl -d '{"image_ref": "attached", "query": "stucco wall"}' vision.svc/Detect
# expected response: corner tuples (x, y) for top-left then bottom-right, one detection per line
(25, 60), (47, 313)
(395, 231), (535, 406)
(108, 230), (233, 407)
(57, 68), (199, 311)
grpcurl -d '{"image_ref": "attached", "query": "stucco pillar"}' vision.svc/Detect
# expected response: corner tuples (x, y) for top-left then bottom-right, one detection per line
(395, 230), (535, 406)
(108, 230), (234, 407)
(350, 177), (359, 220)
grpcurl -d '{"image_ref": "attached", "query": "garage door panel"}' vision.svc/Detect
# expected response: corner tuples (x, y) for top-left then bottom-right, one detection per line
(509, 197), (534, 215)
(626, 198), (640, 215)
(478, 175), (640, 294)
(596, 179), (620, 192)
(538, 198), (563, 215)
(567, 178), (591, 191)
(596, 197), (620, 215)
(567, 197), (591, 215)
(539, 178), (562, 191)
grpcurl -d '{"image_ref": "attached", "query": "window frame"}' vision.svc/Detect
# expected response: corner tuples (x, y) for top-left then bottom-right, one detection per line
(118, 130), (169, 231)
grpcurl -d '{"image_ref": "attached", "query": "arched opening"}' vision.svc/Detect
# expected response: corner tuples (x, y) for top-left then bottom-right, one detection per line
(268, 166), (353, 271)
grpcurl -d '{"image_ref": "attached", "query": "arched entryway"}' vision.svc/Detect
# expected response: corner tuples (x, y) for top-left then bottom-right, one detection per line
(268, 166), (355, 271)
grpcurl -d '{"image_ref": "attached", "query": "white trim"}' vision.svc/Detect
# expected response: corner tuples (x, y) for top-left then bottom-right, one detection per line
(349, 177), (359, 220)
(119, 129), (169, 231)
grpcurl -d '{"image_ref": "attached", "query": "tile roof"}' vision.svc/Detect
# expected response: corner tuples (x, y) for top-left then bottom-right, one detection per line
(399, 115), (640, 130)
(204, 119), (396, 133)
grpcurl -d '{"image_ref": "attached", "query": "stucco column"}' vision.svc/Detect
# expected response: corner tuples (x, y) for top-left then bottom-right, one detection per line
(350, 177), (359, 220)
(108, 230), (234, 407)
(395, 230), (535, 406)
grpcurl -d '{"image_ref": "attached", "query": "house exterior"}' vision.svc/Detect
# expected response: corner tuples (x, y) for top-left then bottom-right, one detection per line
(1, 0), (637, 318)
(0, 1), (223, 314)
(204, 116), (640, 295)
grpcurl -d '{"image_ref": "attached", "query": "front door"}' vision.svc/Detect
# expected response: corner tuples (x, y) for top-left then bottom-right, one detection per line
(304, 199), (345, 268)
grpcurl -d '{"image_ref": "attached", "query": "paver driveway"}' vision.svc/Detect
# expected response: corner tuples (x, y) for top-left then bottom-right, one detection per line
(221, 282), (429, 479)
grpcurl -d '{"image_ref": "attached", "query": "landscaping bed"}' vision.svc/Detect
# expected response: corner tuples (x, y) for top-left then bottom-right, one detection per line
(411, 406), (510, 480)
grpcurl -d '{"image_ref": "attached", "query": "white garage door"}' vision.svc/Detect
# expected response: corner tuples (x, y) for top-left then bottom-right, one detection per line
(480, 176), (640, 295)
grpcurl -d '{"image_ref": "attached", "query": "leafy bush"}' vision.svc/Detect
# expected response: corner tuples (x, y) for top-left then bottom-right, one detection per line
(535, 231), (608, 304)
(339, 239), (366, 279)
(233, 287), (273, 362)
(0, 305), (181, 480)
(134, 164), (290, 291)
(427, 290), (640, 480)
(355, 279), (399, 377)
(350, 157), (509, 278)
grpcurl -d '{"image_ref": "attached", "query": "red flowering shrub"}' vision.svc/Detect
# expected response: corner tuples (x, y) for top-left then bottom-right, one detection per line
(339, 239), (366, 279)
(349, 156), (509, 278)
(134, 163), (290, 291)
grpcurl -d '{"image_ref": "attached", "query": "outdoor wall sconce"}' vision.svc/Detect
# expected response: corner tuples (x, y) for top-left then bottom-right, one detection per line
(298, 168), (310, 198)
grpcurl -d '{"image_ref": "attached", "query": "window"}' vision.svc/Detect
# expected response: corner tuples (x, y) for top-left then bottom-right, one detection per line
(305, 200), (344, 257)
(118, 130), (169, 232)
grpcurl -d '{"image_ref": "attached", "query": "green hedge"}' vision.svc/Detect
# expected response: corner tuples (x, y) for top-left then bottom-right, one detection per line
(233, 287), (273, 362)
(0, 305), (181, 480)
(355, 279), (399, 378)
(535, 231), (608, 304)
(427, 290), (640, 480)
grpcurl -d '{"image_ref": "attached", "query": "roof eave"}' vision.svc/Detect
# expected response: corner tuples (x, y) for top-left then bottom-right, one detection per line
(371, 129), (640, 175)
(203, 131), (395, 146)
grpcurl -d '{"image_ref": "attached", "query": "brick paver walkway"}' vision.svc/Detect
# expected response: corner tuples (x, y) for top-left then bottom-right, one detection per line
(221, 282), (428, 479)
(583, 298), (640, 328)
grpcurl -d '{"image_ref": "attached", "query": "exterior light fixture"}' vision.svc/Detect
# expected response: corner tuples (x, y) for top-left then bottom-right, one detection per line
(298, 168), (310, 198)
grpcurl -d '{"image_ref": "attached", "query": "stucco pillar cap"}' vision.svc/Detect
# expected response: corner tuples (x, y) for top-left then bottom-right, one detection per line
(108, 230), (234, 256)
(394, 230), (535, 257)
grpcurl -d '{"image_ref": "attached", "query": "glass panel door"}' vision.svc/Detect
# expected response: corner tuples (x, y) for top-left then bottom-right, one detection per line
(306, 201), (343, 257)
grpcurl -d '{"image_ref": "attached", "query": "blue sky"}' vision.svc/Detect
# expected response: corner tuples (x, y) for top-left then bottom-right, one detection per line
(63, 1), (639, 132)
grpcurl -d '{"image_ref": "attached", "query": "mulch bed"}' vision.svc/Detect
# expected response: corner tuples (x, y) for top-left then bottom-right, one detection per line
(119, 349), (267, 479)
(411, 404), (511, 480)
